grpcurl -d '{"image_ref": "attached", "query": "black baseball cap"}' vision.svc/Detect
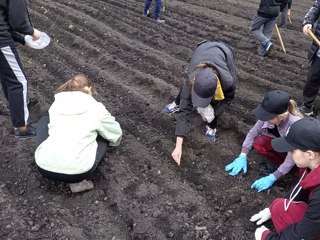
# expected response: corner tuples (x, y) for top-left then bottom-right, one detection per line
(191, 68), (217, 108)
(272, 118), (320, 152)
(252, 90), (290, 121)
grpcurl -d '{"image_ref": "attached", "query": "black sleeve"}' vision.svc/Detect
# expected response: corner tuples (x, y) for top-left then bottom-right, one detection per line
(280, 0), (289, 11)
(8, 0), (34, 35)
(287, 0), (292, 9)
(11, 31), (26, 45)
(213, 100), (230, 117)
(175, 83), (193, 138)
(303, 1), (320, 26)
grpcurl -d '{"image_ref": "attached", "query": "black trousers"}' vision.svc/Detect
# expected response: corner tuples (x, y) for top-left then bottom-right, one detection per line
(36, 116), (108, 183)
(303, 56), (320, 107)
(0, 45), (29, 127)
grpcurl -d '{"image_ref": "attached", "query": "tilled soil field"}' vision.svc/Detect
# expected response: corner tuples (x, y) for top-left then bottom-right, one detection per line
(0, 0), (318, 239)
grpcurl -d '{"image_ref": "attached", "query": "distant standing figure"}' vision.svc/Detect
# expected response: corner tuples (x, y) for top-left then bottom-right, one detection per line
(35, 75), (122, 192)
(0, 0), (41, 137)
(250, 0), (289, 56)
(278, 0), (292, 28)
(298, 1), (320, 116)
(162, 41), (237, 166)
(143, 0), (165, 23)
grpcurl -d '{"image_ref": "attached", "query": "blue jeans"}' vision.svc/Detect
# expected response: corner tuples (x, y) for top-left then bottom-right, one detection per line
(144, 0), (162, 19)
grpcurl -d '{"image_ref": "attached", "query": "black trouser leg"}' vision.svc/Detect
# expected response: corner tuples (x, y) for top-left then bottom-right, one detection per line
(208, 116), (218, 129)
(0, 45), (29, 127)
(174, 88), (183, 105)
(303, 56), (320, 107)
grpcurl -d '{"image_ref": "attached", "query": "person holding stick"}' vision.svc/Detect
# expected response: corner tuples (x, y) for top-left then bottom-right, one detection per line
(250, 0), (289, 57)
(162, 41), (237, 166)
(0, 0), (41, 137)
(251, 117), (320, 240)
(298, 1), (320, 116)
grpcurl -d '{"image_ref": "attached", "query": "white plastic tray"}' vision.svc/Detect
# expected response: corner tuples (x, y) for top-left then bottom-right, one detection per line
(25, 32), (50, 49)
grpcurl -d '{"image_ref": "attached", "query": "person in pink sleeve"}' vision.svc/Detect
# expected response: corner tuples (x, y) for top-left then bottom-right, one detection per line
(225, 90), (304, 192)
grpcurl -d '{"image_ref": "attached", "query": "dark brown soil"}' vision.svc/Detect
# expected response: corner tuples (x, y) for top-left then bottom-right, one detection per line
(0, 0), (318, 239)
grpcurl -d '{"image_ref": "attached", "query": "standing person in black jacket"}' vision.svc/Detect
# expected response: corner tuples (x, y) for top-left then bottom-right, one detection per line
(162, 41), (237, 166)
(0, 0), (41, 137)
(250, 0), (288, 56)
(298, 1), (320, 116)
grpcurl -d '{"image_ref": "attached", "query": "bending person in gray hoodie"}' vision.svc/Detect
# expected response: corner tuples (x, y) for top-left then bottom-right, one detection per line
(162, 41), (237, 166)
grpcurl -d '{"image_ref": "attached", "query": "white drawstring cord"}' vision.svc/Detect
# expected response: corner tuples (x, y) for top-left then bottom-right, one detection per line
(284, 170), (307, 211)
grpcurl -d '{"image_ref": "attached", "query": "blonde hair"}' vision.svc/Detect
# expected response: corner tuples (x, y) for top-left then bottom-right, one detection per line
(276, 99), (303, 121)
(56, 74), (96, 95)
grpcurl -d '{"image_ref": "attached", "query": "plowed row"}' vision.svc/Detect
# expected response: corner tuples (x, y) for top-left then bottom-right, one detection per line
(0, 0), (316, 239)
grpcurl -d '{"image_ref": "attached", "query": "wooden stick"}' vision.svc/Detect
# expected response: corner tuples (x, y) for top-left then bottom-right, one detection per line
(288, 15), (292, 25)
(307, 28), (320, 47)
(275, 24), (286, 53)
(163, 0), (167, 13)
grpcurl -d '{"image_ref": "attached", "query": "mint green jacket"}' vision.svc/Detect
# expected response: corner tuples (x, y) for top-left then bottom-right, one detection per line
(35, 91), (122, 174)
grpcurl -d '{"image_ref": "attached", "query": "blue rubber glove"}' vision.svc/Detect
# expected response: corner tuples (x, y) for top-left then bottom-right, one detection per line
(225, 155), (248, 176)
(251, 174), (276, 192)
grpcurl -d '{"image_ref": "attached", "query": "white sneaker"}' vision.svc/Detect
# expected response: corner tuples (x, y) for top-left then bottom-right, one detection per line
(69, 179), (94, 193)
(162, 101), (179, 114)
(156, 18), (165, 23)
(205, 126), (217, 142)
(144, 10), (151, 17)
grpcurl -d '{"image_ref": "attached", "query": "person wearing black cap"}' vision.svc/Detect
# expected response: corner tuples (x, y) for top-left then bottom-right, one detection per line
(251, 117), (320, 240)
(162, 41), (237, 166)
(225, 90), (304, 192)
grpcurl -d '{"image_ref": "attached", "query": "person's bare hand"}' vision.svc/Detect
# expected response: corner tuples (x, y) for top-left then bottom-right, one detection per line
(32, 28), (41, 41)
(287, 9), (291, 17)
(171, 147), (182, 166)
(303, 24), (312, 35)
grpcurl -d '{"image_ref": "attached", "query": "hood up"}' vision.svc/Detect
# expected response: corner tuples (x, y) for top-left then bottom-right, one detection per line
(50, 91), (92, 115)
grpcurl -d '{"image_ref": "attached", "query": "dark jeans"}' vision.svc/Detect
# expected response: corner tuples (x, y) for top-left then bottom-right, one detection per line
(36, 116), (108, 183)
(303, 56), (320, 107)
(144, 0), (162, 19)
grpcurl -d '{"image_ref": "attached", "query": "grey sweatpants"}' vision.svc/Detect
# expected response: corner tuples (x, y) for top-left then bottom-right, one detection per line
(278, 6), (289, 28)
(250, 14), (278, 46)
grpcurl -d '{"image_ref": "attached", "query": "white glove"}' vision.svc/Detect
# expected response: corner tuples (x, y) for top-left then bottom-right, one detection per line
(250, 208), (271, 225)
(197, 105), (215, 123)
(255, 225), (269, 240)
